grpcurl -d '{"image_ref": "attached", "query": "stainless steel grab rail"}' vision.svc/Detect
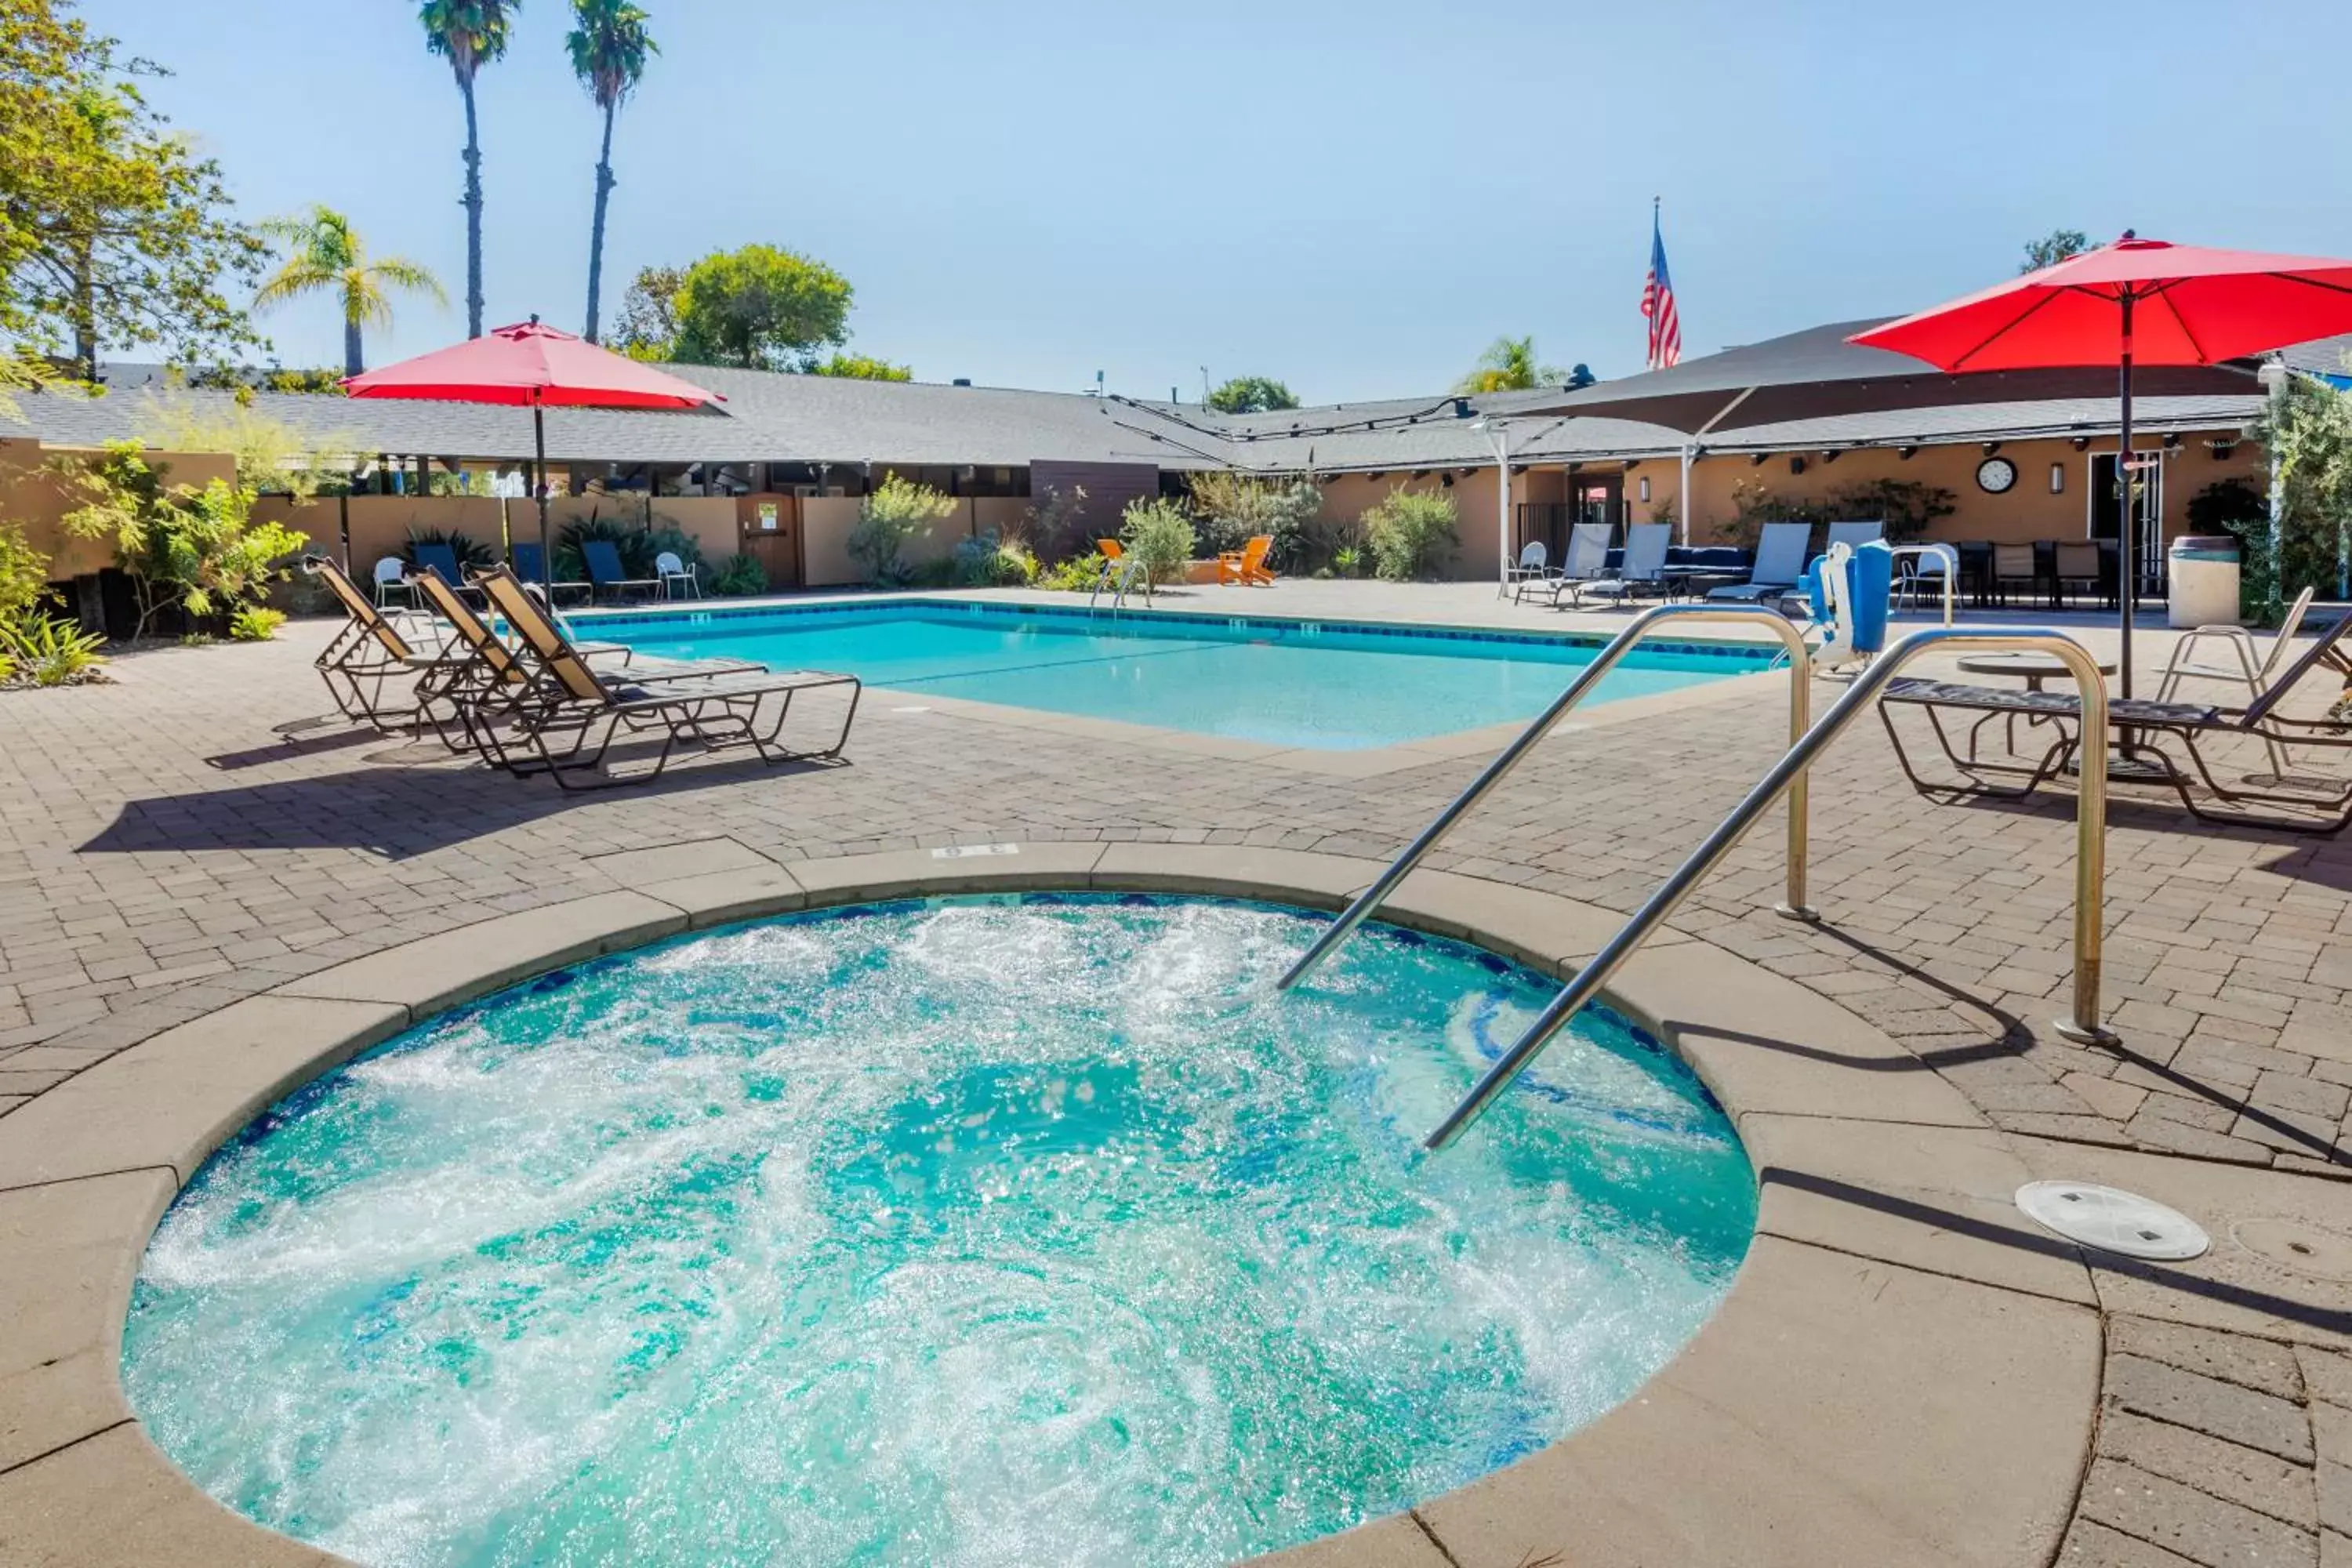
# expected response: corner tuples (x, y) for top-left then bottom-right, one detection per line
(1421, 627), (2114, 1152)
(1279, 604), (1819, 995)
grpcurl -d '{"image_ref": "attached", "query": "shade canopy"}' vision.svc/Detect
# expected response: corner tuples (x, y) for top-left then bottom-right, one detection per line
(1849, 236), (2352, 370)
(343, 317), (724, 409)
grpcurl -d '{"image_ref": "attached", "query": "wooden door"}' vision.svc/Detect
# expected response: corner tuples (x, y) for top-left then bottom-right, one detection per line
(736, 495), (803, 590)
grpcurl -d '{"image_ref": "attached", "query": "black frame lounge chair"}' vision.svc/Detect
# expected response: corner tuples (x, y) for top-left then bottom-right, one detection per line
(582, 539), (660, 603)
(1878, 613), (2352, 833)
(1578, 523), (1673, 606)
(310, 558), (470, 731)
(510, 542), (592, 607)
(1541, 523), (1615, 608)
(469, 567), (861, 789)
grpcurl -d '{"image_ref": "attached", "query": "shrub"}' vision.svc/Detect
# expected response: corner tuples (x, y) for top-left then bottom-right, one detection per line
(401, 527), (495, 572)
(0, 614), (108, 687)
(53, 448), (308, 637)
(953, 530), (1038, 587)
(1119, 497), (1196, 600)
(228, 605), (287, 641)
(1, 520), (52, 626)
(1330, 543), (1363, 579)
(1018, 484), (1087, 561)
(1364, 488), (1458, 580)
(849, 472), (955, 586)
(711, 553), (768, 596)
(1036, 553), (1108, 593)
(1187, 471), (1323, 568)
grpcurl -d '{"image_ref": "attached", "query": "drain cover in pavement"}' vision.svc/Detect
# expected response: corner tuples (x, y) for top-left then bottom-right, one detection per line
(2015, 1181), (2210, 1261)
(2230, 1218), (2352, 1281)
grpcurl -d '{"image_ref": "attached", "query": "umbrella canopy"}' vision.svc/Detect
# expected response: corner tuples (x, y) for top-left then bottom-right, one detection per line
(343, 316), (724, 408)
(1849, 234), (2352, 723)
(343, 317), (725, 575)
(1849, 236), (2352, 371)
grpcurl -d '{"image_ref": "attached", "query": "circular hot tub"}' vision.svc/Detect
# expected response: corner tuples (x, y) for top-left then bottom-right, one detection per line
(122, 894), (1754, 1566)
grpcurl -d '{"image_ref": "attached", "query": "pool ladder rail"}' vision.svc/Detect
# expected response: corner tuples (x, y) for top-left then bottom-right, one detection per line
(1275, 605), (2116, 1152)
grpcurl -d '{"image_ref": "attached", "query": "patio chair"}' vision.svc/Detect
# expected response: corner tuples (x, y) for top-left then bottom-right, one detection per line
(372, 556), (415, 610)
(1543, 523), (1615, 609)
(310, 557), (470, 731)
(1504, 539), (1553, 603)
(1991, 544), (2041, 608)
(1577, 523), (1672, 606)
(2053, 543), (2105, 608)
(470, 567), (862, 789)
(1218, 535), (1276, 586)
(582, 539), (660, 603)
(656, 551), (702, 600)
(405, 569), (757, 753)
(1878, 611), (2352, 833)
(509, 542), (592, 606)
(1704, 522), (1811, 604)
(1826, 521), (1885, 554)
(1089, 539), (1145, 608)
(2157, 586), (2320, 776)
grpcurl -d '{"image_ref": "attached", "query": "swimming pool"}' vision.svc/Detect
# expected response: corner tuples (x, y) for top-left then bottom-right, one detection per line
(583, 599), (1777, 750)
(123, 895), (1754, 1568)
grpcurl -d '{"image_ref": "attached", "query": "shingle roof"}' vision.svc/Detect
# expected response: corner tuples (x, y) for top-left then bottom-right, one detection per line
(1700, 394), (2264, 452)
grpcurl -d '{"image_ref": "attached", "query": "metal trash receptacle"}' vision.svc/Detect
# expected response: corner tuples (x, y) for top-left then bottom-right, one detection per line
(2167, 535), (2241, 629)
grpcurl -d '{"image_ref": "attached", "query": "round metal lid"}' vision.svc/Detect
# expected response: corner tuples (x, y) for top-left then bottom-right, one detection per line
(2015, 1181), (2211, 1261)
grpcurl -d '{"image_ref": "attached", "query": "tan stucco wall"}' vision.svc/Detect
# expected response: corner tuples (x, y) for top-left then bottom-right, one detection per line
(2, 442), (241, 580)
(1315, 468), (1514, 580)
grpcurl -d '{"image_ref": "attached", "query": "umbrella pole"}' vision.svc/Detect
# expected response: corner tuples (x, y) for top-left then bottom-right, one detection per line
(533, 394), (551, 581)
(2117, 289), (2136, 706)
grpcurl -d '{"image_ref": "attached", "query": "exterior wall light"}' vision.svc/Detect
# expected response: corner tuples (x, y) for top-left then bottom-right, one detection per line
(2050, 462), (2066, 495)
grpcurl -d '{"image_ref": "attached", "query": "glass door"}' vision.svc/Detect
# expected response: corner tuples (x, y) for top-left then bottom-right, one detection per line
(2089, 450), (2164, 602)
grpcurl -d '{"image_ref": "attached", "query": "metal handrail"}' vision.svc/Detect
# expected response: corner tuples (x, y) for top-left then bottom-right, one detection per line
(1421, 627), (2114, 1152)
(1278, 604), (1820, 995)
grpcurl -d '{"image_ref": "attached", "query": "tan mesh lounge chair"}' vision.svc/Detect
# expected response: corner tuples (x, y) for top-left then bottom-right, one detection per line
(311, 557), (471, 731)
(470, 566), (861, 788)
(405, 570), (759, 753)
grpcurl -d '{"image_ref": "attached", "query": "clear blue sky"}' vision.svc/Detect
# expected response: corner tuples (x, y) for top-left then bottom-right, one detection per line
(85, 0), (2352, 401)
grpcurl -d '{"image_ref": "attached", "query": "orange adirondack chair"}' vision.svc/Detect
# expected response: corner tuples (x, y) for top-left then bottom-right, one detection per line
(1218, 535), (1276, 586)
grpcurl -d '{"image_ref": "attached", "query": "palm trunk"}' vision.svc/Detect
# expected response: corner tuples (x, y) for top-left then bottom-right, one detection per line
(460, 74), (485, 339)
(344, 314), (365, 378)
(584, 100), (617, 343)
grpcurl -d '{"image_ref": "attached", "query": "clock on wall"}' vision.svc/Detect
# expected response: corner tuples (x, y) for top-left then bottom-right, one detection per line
(1976, 456), (2018, 494)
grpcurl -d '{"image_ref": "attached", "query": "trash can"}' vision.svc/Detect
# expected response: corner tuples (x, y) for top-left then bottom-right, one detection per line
(2167, 535), (2241, 629)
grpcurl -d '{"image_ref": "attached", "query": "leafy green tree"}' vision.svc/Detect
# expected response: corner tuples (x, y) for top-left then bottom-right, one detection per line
(808, 350), (909, 381)
(1363, 487), (1458, 579)
(2021, 228), (2090, 274)
(848, 471), (954, 586)
(1118, 497), (1196, 601)
(1205, 375), (1298, 414)
(566, 0), (655, 344)
(252, 205), (445, 375)
(611, 262), (683, 358)
(420, 0), (517, 339)
(1457, 336), (1562, 394)
(54, 444), (307, 637)
(1, 2), (266, 379)
(669, 244), (853, 370)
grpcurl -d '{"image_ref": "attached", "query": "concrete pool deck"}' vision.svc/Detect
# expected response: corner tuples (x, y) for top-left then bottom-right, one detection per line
(2, 581), (2349, 1565)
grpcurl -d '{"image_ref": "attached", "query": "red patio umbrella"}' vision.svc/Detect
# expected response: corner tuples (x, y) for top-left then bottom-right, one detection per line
(343, 315), (725, 574)
(1850, 234), (2352, 721)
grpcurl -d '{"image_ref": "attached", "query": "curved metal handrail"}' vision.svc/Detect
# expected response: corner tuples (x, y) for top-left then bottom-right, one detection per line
(1278, 604), (1819, 994)
(1421, 626), (2112, 1152)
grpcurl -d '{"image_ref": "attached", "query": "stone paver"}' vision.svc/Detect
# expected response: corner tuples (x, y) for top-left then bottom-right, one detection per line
(3, 584), (2350, 1565)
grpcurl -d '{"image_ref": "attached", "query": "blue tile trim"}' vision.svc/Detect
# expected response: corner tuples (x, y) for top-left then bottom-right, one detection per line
(571, 596), (1783, 667)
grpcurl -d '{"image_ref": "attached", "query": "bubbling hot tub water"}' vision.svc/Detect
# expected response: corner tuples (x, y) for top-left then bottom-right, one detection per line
(123, 895), (1754, 1567)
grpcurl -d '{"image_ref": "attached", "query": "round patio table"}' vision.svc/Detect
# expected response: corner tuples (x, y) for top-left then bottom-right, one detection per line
(1955, 652), (2115, 692)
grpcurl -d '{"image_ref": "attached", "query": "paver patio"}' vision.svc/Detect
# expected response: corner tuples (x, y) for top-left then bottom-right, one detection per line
(1, 579), (2347, 1566)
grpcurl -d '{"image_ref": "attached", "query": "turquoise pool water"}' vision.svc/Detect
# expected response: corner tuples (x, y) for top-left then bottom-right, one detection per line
(584, 601), (1773, 750)
(123, 896), (1755, 1568)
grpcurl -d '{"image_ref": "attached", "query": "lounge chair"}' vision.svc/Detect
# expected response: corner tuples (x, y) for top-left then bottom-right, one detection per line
(1578, 523), (1672, 606)
(582, 539), (660, 603)
(2157, 586), (2321, 776)
(1826, 521), (1884, 553)
(1218, 535), (1276, 586)
(410, 543), (486, 604)
(310, 557), (470, 730)
(1504, 540), (1553, 603)
(468, 567), (861, 789)
(405, 569), (757, 753)
(1542, 524), (1616, 609)
(1878, 611), (2352, 833)
(509, 541), (591, 606)
(1705, 521), (1811, 604)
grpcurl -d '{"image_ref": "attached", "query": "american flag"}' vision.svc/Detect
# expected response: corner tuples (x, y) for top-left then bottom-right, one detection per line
(1641, 207), (1682, 370)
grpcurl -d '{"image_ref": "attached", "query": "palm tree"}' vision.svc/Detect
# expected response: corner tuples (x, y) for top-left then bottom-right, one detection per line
(253, 206), (446, 376)
(1457, 335), (1564, 394)
(420, 0), (517, 339)
(566, 0), (657, 344)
